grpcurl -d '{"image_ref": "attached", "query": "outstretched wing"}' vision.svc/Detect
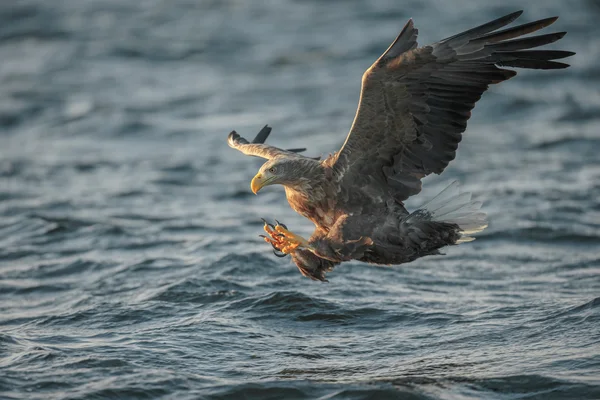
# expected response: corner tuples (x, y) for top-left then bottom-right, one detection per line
(228, 125), (309, 160)
(331, 11), (573, 202)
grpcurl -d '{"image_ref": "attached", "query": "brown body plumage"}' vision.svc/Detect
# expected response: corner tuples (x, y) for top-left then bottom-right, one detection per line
(227, 11), (574, 281)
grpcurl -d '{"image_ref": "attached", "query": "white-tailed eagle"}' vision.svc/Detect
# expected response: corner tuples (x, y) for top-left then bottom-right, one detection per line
(228, 11), (573, 281)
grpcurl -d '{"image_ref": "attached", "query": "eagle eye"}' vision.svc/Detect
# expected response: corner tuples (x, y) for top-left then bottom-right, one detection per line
(268, 167), (276, 173)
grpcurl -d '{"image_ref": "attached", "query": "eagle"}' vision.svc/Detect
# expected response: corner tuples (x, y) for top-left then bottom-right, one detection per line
(227, 11), (573, 281)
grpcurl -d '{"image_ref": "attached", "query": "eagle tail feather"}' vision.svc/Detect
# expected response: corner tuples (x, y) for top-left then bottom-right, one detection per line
(419, 181), (488, 243)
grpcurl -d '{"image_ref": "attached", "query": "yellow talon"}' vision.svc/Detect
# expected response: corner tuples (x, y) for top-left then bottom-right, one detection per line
(275, 225), (310, 249)
(260, 219), (310, 255)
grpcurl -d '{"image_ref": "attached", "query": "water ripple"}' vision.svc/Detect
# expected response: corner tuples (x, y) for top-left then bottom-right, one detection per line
(1, 1), (599, 399)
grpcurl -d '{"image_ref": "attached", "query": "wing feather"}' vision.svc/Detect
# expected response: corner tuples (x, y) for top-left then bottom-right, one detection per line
(331, 12), (573, 202)
(228, 125), (309, 160)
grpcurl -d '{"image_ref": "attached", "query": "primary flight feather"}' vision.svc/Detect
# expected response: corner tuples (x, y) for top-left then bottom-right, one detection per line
(227, 10), (573, 281)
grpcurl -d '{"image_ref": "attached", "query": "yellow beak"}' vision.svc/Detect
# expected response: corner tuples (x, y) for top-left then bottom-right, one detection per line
(251, 173), (265, 194)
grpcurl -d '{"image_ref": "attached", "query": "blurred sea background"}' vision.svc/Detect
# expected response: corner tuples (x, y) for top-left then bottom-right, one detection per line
(1, 0), (599, 399)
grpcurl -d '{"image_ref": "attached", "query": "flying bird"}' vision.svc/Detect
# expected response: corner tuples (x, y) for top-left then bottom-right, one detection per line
(228, 10), (573, 281)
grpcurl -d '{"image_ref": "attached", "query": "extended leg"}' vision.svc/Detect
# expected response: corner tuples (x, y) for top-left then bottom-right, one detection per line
(290, 249), (338, 282)
(259, 219), (338, 281)
(259, 217), (372, 262)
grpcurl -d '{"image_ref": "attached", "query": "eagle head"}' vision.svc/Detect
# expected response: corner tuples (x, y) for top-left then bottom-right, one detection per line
(251, 158), (315, 194)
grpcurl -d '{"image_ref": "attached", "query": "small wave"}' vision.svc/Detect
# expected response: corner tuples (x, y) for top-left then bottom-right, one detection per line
(212, 189), (256, 200)
(0, 333), (23, 352)
(296, 309), (369, 323)
(547, 256), (600, 273)
(124, 257), (185, 272)
(556, 108), (600, 123)
(60, 357), (131, 370)
(464, 374), (600, 398)
(201, 381), (418, 400)
(39, 306), (159, 329)
(35, 310), (97, 328)
(3, 259), (112, 280)
(555, 296), (600, 319)
(0, 4), (69, 43)
(151, 278), (247, 304)
(211, 252), (281, 277)
(482, 226), (600, 244)
(159, 162), (197, 173)
(501, 97), (538, 114)
(110, 213), (175, 223)
(150, 177), (195, 186)
(113, 189), (147, 198)
(0, 281), (72, 296)
(530, 137), (600, 150)
(237, 291), (338, 314)
(111, 45), (205, 62)
(107, 238), (183, 251)
(25, 214), (95, 239)
(161, 223), (211, 233)
(522, 297), (600, 337)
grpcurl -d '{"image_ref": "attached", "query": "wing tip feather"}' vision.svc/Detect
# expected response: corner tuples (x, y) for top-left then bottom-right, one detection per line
(251, 124), (272, 144)
(227, 130), (240, 148)
(379, 17), (419, 63)
(533, 15), (559, 28)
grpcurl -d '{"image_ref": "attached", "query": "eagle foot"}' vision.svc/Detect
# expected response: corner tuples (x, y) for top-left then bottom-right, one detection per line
(260, 219), (309, 256)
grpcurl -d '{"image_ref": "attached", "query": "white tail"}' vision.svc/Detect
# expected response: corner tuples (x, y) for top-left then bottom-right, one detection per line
(420, 181), (488, 243)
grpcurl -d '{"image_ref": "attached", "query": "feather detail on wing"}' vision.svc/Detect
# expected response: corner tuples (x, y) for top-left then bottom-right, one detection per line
(331, 11), (574, 202)
(228, 125), (311, 160)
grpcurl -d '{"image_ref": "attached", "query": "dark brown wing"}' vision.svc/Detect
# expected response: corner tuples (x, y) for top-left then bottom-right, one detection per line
(331, 11), (573, 202)
(228, 125), (308, 160)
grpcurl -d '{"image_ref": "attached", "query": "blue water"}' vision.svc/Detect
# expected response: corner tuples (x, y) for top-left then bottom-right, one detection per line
(1, 1), (600, 399)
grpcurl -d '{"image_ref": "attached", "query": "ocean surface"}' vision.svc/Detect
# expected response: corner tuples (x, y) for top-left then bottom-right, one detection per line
(1, 0), (599, 399)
